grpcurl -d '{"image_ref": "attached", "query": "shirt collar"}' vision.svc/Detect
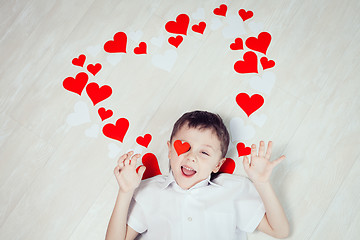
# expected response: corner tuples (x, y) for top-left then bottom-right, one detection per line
(160, 171), (221, 191)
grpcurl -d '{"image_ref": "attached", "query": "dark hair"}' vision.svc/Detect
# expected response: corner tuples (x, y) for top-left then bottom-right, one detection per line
(170, 111), (229, 158)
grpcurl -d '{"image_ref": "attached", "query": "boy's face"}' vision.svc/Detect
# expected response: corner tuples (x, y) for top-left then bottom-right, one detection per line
(167, 125), (226, 190)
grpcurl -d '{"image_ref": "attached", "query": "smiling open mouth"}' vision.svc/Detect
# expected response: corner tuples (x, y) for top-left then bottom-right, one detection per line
(181, 166), (197, 177)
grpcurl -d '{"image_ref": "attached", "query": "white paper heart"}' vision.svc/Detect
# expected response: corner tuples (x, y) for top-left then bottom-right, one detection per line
(151, 49), (178, 72)
(249, 71), (276, 95)
(210, 18), (223, 31)
(248, 21), (264, 34)
(222, 14), (247, 39)
(66, 101), (91, 126)
(229, 117), (256, 142)
(108, 143), (122, 159)
(86, 45), (101, 57)
(251, 113), (267, 127)
(106, 54), (123, 66)
(128, 30), (143, 42)
(151, 34), (165, 48)
(192, 8), (205, 20)
(85, 124), (100, 138)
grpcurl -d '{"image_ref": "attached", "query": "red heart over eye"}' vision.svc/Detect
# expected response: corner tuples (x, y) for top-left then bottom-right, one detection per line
(236, 142), (251, 157)
(236, 93), (264, 117)
(102, 118), (129, 142)
(165, 14), (190, 35)
(139, 153), (162, 180)
(136, 134), (152, 148)
(174, 140), (191, 156)
(219, 158), (236, 174)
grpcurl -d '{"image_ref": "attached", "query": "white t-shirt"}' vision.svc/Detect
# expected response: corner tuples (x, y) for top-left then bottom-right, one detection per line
(127, 172), (265, 240)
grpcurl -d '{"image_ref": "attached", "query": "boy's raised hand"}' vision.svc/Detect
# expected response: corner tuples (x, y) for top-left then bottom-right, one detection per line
(114, 151), (146, 193)
(242, 141), (285, 184)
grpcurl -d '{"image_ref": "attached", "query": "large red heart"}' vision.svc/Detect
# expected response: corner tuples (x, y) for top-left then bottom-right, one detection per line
(238, 9), (253, 21)
(165, 14), (190, 35)
(140, 153), (162, 180)
(230, 38), (243, 50)
(213, 4), (227, 16)
(260, 57), (275, 70)
(236, 142), (251, 157)
(136, 134), (152, 148)
(98, 107), (113, 121)
(72, 54), (86, 67)
(102, 118), (129, 142)
(63, 72), (88, 96)
(134, 42), (147, 54)
(218, 158), (235, 174)
(234, 51), (258, 74)
(104, 32), (127, 53)
(168, 36), (183, 48)
(245, 32), (272, 55)
(87, 63), (102, 76)
(236, 93), (264, 117)
(192, 22), (206, 34)
(174, 140), (190, 156)
(86, 82), (112, 106)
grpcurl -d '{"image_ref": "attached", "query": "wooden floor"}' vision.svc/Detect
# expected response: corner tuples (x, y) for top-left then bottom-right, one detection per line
(1, 0), (359, 239)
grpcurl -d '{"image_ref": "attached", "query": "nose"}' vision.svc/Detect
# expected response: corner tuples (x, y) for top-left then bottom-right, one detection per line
(185, 150), (197, 162)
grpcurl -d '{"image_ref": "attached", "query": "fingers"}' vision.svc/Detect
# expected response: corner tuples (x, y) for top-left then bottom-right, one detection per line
(272, 155), (286, 167)
(242, 156), (250, 171)
(251, 144), (257, 159)
(265, 141), (273, 160)
(259, 141), (265, 157)
(136, 165), (146, 179)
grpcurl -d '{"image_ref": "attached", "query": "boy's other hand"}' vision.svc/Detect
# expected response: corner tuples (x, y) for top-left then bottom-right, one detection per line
(114, 151), (146, 193)
(242, 141), (285, 184)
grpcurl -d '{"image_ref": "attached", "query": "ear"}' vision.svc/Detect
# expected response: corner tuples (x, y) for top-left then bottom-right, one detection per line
(167, 141), (172, 159)
(212, 158), (226, 173)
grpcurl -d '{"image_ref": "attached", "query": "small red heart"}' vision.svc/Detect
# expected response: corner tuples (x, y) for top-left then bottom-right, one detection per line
(168, 36), (183, 48)
(63, 72), (88, 96)
(139, 153), (162, 180)
(134, 42), (147, 54)
(236, 93), (264, 117)
(218, 158), (236, 174)
(136, 134), (152, 148)
(245, 32), (272, 55)
(104, 32), (127, 53)
(238, 9), (253, 21)
(102, 118), (129, 142)
(213, 4), (227, 17)
(260, 57), (275, 70)
(86, 82), (112, 106)
(192, 22), (206, 34)
(98, 107), (113, 121)
(230, 38), (243, 50)
(234, 51), (258, 74)
(174, 140), (190, 156)
(72, 54), (86, 67)
(236, 142), (251, 157)
(165, 14), (190, 35)
(87, 63), (102, 76)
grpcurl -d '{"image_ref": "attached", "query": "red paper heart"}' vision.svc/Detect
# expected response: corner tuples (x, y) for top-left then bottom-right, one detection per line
(230, 38), (243, 50)
(192, 22), (206, 34)
(213, 4), (227, 16)
(236, 93), (264, 117)
(102, 118), (129, 142)
(260, 57), (275, 70)
(165, 14), (190, 35)
(174, 140), (191, 156)
(236, 142), (251, 157)
(104, 32), (127, 53)
(86, 82), (112, 106)
(63, 72), (88, 96)
(245, 32), (272, 55)
(168, 35), (183, 48)
(140, 153), (162, 180)
(234, 51), (258, 74)
(218, 158), (236, 174)
(87, 63), (102, 76)
(72, 54), (86, 67)
(136, 134), (152, 148)
(134, 42), (147, 54)
(98, 107), (113, 121)
(238, 9), (253, 21)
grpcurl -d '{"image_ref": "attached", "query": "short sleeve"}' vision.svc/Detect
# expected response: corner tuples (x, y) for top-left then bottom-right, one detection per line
(235, 178), (265, 232)
(127, 197), (147, 234)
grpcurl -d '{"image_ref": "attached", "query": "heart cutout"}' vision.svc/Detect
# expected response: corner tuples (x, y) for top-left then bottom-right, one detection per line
(174, 140), (191, 156)
(165, 14), (190, 35)
(140, 153), (162, 180)
(134, 42), (147, 54)
(104, 32), (127, 53)
(102, 118), (129, 142)
(72, 54), (86, 67)
(192, 21), (206, 34)
(86, 82), (112, 106)
(245, 32), (271, 55)
(234, 51), (258, 74)
(238, 9), (253, 21)
(168, 36), (183, 48)
(136, 134), (152, 148)
(98, 107), (113, 121)
(260, 57), (275, 70)
(87, 63), (102, 76)
(63, 72), (88, 96)
(230, 38), (243, 50)
(236, 93), (264, 117)
(213, 4), (227, 17)
(218, 158), (236, 174)
(236, 142), (251, 157)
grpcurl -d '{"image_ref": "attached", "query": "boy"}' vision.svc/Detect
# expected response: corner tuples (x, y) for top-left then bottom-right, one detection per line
(106, 111), (289, 240)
